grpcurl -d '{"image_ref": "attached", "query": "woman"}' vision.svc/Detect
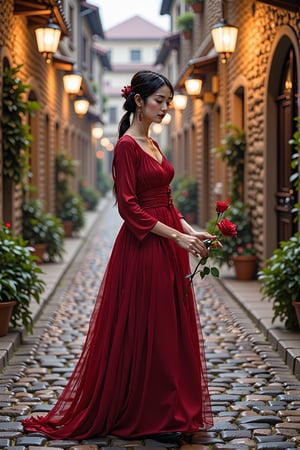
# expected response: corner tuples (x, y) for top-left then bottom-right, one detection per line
(23, 70), (214, 441)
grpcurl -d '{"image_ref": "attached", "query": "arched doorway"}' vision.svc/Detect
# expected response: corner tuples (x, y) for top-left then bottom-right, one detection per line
(265, 31), (300, 257)
(275, 46), (298, 242)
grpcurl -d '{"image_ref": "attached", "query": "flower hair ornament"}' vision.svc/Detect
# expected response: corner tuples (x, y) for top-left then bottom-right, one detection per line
(121, 85), (132, 99)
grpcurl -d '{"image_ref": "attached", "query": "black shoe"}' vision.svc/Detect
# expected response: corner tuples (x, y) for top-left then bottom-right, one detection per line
(143, 432), (183, 443)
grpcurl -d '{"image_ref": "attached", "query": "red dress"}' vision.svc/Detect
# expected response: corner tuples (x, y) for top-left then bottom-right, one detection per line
(22, 136), (213, 439)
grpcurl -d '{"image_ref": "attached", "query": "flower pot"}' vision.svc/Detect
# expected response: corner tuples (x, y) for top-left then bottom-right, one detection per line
(0, 301), (16, 337)
(30, 243), (47, 264)
(292, 302), (300, 328)
(191, 3), (204, 13)
(182, 30), (192, 40)
(230, 255), (257, 281)
(63, 220), (74, 238)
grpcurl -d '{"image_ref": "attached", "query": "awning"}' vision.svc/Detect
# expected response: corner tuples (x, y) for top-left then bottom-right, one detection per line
(87, 109), (104, 124)
(80, 1), (104, 38)
(14, 0), (70, 36)
(155, 33), (180, 66)
(175, 55), (218, 90)
(52, 55), (76, 71)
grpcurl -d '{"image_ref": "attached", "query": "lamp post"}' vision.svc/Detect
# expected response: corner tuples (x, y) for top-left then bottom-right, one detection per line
(35, 17), (61, 63)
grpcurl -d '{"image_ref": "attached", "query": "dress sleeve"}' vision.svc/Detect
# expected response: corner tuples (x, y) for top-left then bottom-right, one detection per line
(112, 138), (158, 241)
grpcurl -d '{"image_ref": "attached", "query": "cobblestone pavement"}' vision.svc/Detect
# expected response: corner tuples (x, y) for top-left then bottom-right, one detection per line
(1, 204), (300, 450)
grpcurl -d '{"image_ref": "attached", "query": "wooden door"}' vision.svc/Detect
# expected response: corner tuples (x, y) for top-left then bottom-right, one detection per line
(275, 46), (298, 242)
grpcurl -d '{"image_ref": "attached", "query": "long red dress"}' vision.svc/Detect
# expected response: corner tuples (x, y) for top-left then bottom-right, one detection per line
(22, 135), (213, 439)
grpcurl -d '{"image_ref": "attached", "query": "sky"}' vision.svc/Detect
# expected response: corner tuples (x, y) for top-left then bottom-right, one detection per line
(90, 0), (170, 32)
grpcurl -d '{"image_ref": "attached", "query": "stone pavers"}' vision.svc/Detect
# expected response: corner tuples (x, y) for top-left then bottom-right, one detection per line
(1, 204), (300, 449)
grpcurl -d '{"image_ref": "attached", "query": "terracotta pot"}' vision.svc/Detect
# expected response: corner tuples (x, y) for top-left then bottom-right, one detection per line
(30, 243), (47, 264)
(292, 302), (300, 328)
(230, 255), (257, 281)
(0, 301), (16, 337)
(182, 30), (192, 40)
(191, 2), (204, 13)
(63, 220), (74, 238)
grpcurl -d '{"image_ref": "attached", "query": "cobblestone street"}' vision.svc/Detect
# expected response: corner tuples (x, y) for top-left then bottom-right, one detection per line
(1, 201), (300, 450)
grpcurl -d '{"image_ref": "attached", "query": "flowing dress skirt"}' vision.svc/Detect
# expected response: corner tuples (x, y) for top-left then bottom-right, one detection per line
(23, 137), (213, 439)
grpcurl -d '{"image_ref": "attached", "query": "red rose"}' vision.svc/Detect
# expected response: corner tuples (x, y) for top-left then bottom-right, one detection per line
(217, 218), (237, 237)
(216, 201), (229, 213)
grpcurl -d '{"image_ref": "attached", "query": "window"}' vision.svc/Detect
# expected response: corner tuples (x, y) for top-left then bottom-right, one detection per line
(130, 49), (141, 62)
(109, 107), (117, 124)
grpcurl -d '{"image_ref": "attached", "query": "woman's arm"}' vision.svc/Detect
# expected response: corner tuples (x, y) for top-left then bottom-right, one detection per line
(151, 220), (210, 258)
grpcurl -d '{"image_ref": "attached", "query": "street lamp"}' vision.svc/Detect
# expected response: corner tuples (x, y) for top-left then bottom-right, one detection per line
(35, 17), (61, 63)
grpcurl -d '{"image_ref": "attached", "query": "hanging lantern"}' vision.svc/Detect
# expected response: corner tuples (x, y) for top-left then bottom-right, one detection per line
(92, 123), (104, 139)
(173, 93), (187, 111)
(63, 71), (82, 94)
(162, 113), (172, 125)
(74, 98), (89, 116)
(35, 18), (61, 63)
(185, 77), (203, 96)
(211, 18), (238, 64)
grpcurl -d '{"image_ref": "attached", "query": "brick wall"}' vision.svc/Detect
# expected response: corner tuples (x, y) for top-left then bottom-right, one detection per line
(0, 1), (93, 228)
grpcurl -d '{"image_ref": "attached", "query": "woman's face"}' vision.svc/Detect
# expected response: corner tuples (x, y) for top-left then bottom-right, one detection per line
(142, 85), (173, 123)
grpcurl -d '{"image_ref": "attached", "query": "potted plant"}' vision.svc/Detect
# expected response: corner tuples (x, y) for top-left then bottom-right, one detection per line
(0, 222), (45, 336)
(211, 123), (246, 203)
(176, 12), (194, 39)
(258, 233), (300, 329)
(79, 178), (100, 211)
(55, 151), (85, 236)
(172, 174), (198, 224)
(184, 0), (205, 13)
(1, 65), (40, 183)
(22, 198), (65, 263)
(56, 191), (85, 235)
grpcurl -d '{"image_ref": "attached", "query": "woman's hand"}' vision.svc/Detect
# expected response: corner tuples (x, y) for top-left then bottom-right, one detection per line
(173, 232), (209, 258)
(180, 219), (222, 250)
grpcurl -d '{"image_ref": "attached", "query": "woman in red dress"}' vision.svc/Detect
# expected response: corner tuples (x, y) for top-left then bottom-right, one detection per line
(23, 70), (213, 441)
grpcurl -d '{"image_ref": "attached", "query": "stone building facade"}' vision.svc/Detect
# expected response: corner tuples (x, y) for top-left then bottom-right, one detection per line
(160, 0), (300, 262)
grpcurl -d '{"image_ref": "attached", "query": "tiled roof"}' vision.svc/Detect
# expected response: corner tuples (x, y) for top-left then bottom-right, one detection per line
(105, 15), (168, 40)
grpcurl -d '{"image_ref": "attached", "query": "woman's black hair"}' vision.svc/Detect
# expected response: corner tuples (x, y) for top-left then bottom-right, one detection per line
(118, 70), (174, 138)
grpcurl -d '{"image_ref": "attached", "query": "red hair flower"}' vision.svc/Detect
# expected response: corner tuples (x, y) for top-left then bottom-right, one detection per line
(217, 218), (237, 237)
(216, 201), (229, 213)
(121, 85), (132, 99)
